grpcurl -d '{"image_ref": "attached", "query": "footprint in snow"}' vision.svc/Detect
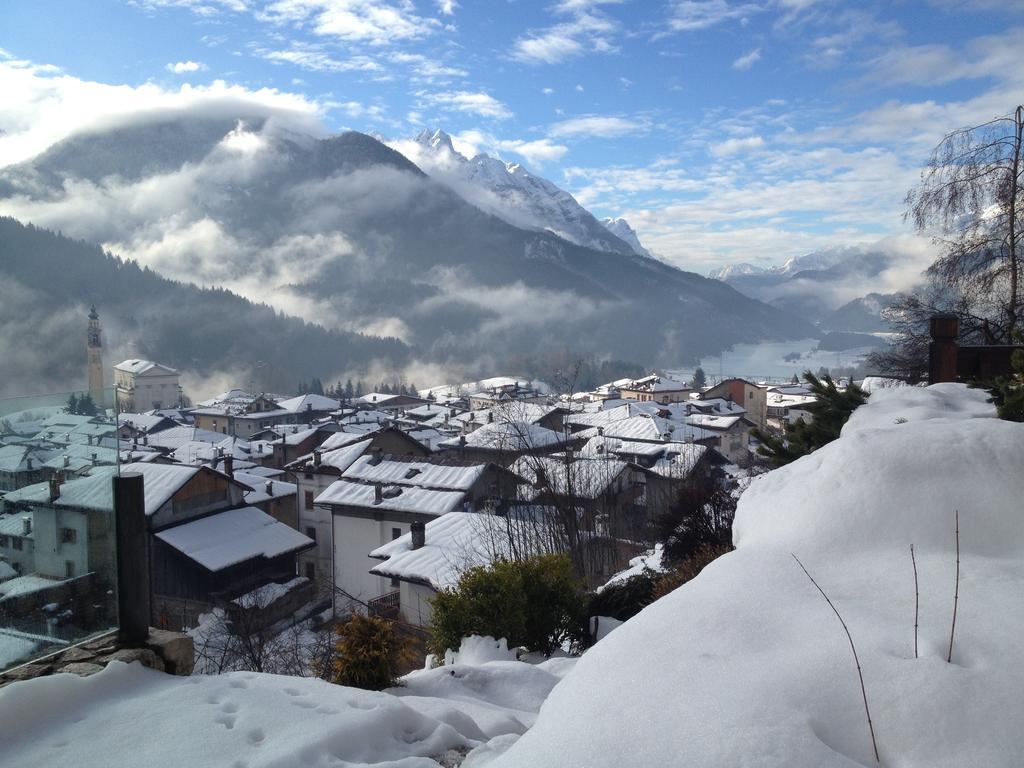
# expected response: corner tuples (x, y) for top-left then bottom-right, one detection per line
(247, 728), (266, 746)
(215, 714), (236, 730)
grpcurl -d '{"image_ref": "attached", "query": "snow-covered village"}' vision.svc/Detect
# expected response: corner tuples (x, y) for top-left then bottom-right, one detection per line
(2, 2), (1024, 766)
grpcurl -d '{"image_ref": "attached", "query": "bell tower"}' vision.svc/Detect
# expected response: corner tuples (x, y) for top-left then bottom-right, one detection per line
(87, 305), (104, 406)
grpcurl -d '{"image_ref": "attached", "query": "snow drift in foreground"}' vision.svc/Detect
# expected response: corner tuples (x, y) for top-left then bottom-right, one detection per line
(494, 383), (1024, 767)
(0, 636), (575, 768)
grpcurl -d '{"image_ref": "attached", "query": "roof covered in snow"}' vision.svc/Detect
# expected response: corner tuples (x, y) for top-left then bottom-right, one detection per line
(343, 454), (487, 491)
(154, 506), (313, 571)
(315, 479), (466, 516)
(368, 510), (556, 590)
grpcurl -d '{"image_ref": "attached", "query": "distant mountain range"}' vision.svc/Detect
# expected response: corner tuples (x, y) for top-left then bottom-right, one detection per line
(0, 111), (815, 392)
(709, 246), (921, 333)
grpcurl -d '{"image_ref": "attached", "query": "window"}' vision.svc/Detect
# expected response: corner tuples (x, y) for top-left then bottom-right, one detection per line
(0, 536), (7, 548)
(60, 527), (77, 544)
(12, 538), (22, 551)
(391, 576), (400, 589)
(65, 561), (75, 578)
(748, 391), (753, 400)
(391, 527), (401, 540)
(304, 490), (315, 508)
(304, 561), (316, 580)
(305, 526), (317, 543)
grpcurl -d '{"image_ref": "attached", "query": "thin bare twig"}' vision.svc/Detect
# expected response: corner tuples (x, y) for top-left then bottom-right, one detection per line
(792, 554), (880, 764)
(947, 511), (960, 664)
(911, 544), (919, 659)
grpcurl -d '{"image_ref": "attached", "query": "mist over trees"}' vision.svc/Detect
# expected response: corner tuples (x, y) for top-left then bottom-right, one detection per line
(0, 217), (408, 397)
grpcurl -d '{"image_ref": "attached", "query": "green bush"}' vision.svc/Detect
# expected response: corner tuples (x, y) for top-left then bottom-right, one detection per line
(328, 614), (414, 690)
(428, 554), (585, 658)
(587, 571), (658, 622)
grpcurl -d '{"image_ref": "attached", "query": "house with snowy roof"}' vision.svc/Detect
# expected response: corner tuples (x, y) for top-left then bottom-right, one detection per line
(191, 393), (299, 439)
(103, 462), (315, 630)
(617, 374), (692, 405)
(366, 511), (558, 627)
(284, 427), (431, 593)
(437, 420), (577, 466)
(702, 378), (769, 430)
(314, 454), (518, 617)
(113, 359), (182, 413)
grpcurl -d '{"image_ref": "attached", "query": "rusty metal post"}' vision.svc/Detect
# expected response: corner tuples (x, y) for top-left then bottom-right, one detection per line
(929, 314), (960, 384)
(114, 472), (150, 645)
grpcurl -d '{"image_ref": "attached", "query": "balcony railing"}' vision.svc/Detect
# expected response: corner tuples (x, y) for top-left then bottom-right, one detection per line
(367, 590), (400, 617)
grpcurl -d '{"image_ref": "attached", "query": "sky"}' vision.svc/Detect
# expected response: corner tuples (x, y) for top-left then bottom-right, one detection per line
(2, 0), (1024, 273)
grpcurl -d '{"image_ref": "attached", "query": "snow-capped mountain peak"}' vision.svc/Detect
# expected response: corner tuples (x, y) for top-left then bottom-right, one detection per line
(414, 128), (456, 155)
(393, 128), (645, 257)
(601, 217), (652, 258)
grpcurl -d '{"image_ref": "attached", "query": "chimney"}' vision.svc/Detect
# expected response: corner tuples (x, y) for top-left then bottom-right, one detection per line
(488, 411), (494, 424)
(91, 452), (98, 466)
(313, 448), (322, 467)
(22, 516), (32, 536)
(265, 480), (273, 496)
(410, 519), (426, 550)
(48, 473), (62, 502)
(374, 484), (383, 504)
(63, 455), (70, 468)
(223, 454), (234, 478)
(26, 458), (33, 472)
(143, 434), (149, 446)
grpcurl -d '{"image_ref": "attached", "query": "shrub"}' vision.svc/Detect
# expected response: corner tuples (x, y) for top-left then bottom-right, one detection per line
(428, 554), (585, 658)
(328, 614), (414, 690)
(588, 571), (658, 622)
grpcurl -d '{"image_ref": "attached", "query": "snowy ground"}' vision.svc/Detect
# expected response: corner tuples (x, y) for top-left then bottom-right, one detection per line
(2, 383), (1020, 767)
(491, 383), (1024, 767)
(0, 636), (575, 768)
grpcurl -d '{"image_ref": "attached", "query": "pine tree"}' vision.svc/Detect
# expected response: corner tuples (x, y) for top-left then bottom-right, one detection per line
(65, 393), (79, 414)
(344, 379), (354, 400)
(311, 377), (324, 396)
(753, 372), (868, 467)
(692, 367), (707, 389)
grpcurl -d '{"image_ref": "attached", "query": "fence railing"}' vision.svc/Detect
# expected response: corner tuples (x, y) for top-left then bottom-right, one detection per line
(929, 315), (1023, 383)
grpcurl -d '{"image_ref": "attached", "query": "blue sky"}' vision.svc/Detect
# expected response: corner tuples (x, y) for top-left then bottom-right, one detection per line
(2, 0), (1024, 273)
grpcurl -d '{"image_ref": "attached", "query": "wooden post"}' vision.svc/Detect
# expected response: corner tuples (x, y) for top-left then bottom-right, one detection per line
(114, 472), (150, 645)
(929, 314), (960, 384)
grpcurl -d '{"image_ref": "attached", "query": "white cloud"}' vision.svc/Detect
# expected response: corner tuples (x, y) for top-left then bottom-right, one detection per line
(549, 115), (644, 138)
(0, 57), (324, 168)
(130, 0), (248, 16)
(663, 0), (763, 33)
(392, 53), (467, 81)
(542, 87), (555, 95)
(710, 135), (765, 156)
(166, 60), (207, 74)
(258, 46), (381, 73)
(435, 0), (457, 15)
(415, 89), (512, 120)
(732, 48), (761, 70)
(511, 3), (619, 64)
(862, 28), (1024, 86)
(257, 0), (440, 46)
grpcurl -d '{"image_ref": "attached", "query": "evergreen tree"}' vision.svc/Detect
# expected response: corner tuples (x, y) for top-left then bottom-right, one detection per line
(311, 377), (324, 396)
(77, 394), (98, 416)
(355, 380), (366, 398)
(344, 379), (354, 400)
(753, 372), (868, 467)
(692, 367), (707, 389)
(982, 339), (1024, 421)
(65, 393), (79, 414)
